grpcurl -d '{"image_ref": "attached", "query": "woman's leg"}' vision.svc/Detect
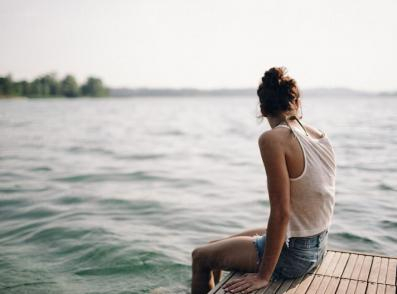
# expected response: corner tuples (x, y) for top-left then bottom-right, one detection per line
(191, 236), (259, 294)
(209, 227), (267, 243)
(206, 228), (266, 285)
(211, 268), (222, 285)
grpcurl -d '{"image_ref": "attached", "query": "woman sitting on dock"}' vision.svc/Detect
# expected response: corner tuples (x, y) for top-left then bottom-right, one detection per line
(191, 66), (336, 294)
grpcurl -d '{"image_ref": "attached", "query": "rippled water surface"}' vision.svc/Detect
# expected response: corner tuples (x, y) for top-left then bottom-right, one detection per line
(0, 96), (396, 293)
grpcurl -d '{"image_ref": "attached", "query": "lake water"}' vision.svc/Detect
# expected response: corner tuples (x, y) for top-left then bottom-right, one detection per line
(0, 96), (396, 293)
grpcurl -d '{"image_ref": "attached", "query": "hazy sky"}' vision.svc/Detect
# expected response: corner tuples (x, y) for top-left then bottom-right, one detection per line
(1, 0), (396, 91)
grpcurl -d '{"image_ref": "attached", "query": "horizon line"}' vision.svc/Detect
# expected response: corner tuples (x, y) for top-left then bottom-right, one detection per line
(108, 86), (396, 96)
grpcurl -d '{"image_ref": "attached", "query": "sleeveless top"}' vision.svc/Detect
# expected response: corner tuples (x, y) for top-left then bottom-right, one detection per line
(274, 121), (336, 238)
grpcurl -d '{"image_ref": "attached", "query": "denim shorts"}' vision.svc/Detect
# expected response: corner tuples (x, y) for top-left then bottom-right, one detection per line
(252, 229), (328, 281)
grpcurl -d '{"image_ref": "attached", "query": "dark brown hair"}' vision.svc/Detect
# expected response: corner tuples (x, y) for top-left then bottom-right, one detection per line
(257, 67), (300, 117)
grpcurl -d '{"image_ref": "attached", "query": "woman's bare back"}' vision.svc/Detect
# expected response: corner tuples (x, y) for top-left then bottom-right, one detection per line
(270, 122), (325, 179)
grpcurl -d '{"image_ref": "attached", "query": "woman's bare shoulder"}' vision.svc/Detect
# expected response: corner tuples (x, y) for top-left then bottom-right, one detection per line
(258, 127), (291, 147)
(257, 129), (290, 168)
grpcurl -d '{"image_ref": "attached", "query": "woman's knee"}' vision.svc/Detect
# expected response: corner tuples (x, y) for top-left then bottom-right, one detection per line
(192, 237), (259, 273)
(191, 246), (206, 262)
(192, 246), (210, 268)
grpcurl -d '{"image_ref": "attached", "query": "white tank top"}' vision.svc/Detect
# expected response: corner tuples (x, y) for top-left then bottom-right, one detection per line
(275, 122), (336, 238)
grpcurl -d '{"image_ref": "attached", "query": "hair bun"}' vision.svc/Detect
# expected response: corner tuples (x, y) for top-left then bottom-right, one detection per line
(257, 66), (300, 117)
(261, 67), (286, 90)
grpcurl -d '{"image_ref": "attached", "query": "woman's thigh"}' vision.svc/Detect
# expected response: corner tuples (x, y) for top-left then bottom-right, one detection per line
(193, 236), (258, 273)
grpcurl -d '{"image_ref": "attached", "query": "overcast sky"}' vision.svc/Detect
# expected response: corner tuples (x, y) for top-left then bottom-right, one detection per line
(0, 0), (396, 91)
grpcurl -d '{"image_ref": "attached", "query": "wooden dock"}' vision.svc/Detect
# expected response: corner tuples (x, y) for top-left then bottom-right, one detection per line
(208, 249), (396, 294)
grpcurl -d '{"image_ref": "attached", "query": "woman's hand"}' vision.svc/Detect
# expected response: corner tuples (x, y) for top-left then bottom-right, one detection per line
(222, 273), (270, 293)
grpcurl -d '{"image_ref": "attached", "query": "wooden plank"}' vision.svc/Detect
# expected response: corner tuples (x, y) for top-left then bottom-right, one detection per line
(366, 282), (378, 294)
(284, 275), (307, 294)
(385, 285), (396, 294)
(378, 258), (389, 284)
(341, 254), (358, 279)
(345, 279), (358, 294)
(355, 281), (367, 294)
(208, 271), (238, 294)
(333, 253), (349, 278)
(385, 258), (396, 285)
(316, 276), (331, 293)
(350, 255), (365, 280)
(260, 279), (283, 294)
(308, 250), (329, 274)
(293, 274), (315, 294)
(327, 248), (397, 259)
(376, 283), (386, 294)
(317, 251), (336, 275)
(335, 278), (350, 294)
(369, 257), (382, 283)
(305, 274), (324, 293)
(358, 255), (373, 281)
(275, 279), (295, 294)
(324, 277), (341, 294)
(325, 252), (342, 276)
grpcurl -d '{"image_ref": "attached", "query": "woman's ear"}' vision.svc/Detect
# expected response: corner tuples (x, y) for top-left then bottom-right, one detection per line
(294, 98), (300, 109)
(288, 98), (299, 113)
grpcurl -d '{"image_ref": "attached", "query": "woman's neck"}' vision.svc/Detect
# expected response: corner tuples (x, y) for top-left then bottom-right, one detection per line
(267, 113), (302, 129)
(267, 113), (309, 136)
(267, 117), (282, 129)
(267, 115), (290, 129)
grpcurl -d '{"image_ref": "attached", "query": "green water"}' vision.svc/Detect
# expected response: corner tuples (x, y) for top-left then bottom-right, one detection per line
(0, 96), (396, 293)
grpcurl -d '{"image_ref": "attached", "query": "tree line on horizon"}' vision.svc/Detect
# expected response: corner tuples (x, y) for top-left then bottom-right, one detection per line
(0, 73), (108, 98)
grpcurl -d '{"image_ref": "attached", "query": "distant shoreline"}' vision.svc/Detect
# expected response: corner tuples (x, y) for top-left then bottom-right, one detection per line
(2, 73), (396, 98)
(107, 87), (397, 98)
(1, 87), (396, 99)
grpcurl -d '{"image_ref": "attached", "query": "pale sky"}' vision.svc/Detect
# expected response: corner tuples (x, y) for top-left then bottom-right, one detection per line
(0, 0), (396, 91)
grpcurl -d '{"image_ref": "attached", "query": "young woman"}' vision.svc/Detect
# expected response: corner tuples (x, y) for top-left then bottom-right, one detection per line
(191, 67), (336, 294)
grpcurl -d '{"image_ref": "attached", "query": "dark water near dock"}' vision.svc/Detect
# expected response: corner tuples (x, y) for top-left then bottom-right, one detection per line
(0, 96), (396, 293)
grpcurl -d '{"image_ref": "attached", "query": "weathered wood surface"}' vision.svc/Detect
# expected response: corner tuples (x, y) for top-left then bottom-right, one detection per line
(208, 249), (396, 294)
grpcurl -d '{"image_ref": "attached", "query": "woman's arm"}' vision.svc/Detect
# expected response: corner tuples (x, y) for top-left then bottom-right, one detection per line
(256, 131), (290, 280)
(221, 132), (291, 293)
